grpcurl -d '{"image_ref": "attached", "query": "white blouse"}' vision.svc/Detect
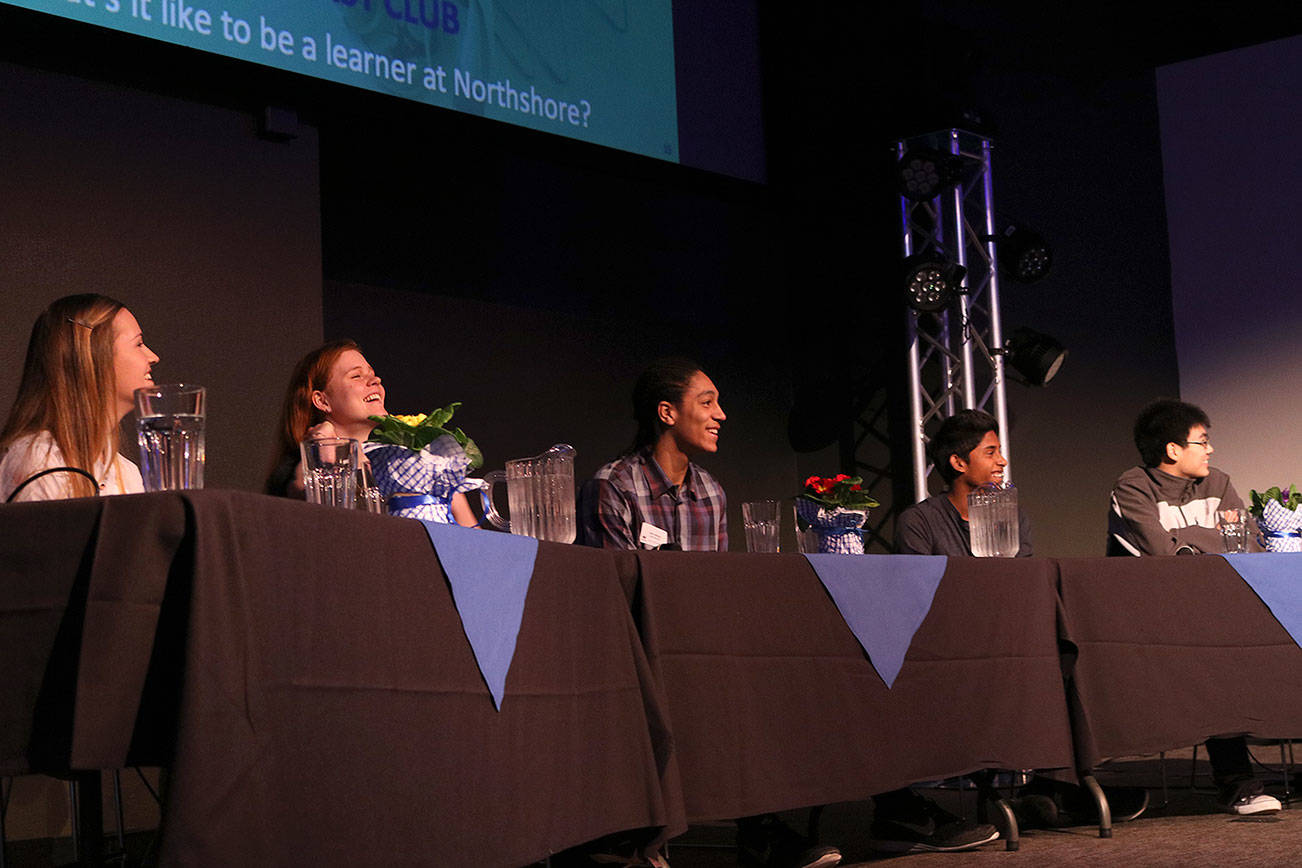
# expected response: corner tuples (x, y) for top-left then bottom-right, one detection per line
(0, 431), (143, 503)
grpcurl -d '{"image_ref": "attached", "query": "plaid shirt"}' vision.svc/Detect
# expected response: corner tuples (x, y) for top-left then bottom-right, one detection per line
(578, 448), (728, 551)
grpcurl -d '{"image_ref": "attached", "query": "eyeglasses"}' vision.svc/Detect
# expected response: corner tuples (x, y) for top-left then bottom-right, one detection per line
(1183, 438), (1212, 449)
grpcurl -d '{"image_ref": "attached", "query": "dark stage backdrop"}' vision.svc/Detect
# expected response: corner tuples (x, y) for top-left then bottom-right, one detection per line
(321, 281), (802, 550)
(1158, 34), (1302, 497)
(0, 60), (323, 495)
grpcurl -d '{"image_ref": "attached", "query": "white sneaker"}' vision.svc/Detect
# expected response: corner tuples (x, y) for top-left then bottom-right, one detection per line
(1226, 793), (1282, 815)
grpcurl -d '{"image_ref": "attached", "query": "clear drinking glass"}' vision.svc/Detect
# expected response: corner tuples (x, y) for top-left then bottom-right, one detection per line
(134, 384), (206, 491)
(967, 482), (1019, 557)
(1218, 508), (1247, 553)
(357, 472), (386, 514)
(742, 500), (781, 552)
(791, 503), (821, 554)
(300, 438), (359, 509)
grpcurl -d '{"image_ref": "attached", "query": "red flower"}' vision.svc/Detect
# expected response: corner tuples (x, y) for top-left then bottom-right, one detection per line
(803, 475), (822, 490)
(850, 483), (862, 491)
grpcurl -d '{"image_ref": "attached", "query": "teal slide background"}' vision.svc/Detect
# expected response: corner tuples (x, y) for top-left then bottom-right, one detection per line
(3, 0), (679, 162)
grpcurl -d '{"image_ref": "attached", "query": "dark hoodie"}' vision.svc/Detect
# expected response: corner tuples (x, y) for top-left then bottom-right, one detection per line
(1108, 465), (1252, 556)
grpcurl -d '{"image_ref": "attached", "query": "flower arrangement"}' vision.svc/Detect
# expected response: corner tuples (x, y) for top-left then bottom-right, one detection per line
(1249, 485), (1302, 516)
(364, 402), (485, 523)
(1249, 485), (1302, 552)
(799, 474), (880, 512)
(367, 403), (483, 470)
(795, 474), (879, 555)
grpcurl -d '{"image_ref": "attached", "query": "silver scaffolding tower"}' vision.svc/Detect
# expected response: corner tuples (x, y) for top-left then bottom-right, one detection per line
(900, 129), (1010, 502)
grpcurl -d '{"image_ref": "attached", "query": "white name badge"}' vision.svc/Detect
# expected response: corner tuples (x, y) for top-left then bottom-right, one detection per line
(639, 522), (669, 549)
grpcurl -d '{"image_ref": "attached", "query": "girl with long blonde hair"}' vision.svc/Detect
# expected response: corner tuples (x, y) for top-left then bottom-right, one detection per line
(0, 294), (160, 502)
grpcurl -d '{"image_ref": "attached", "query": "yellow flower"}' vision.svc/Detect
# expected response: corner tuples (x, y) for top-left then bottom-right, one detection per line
(392, 413), (427, 426)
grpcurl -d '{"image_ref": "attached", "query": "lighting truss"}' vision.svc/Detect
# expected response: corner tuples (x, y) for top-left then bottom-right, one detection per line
(899, 129), (1011, 501)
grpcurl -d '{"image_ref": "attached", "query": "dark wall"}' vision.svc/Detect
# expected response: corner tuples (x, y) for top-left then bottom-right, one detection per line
(964, 67), (1182, 556)
(323, 282), (800, 548)
(0, 60), (323, 493)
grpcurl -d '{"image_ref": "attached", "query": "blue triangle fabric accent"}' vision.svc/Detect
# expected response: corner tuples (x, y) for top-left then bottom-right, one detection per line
(1219, 553), (1302, 649)
(418, 521), (538, 710)
(802, 554), (948, 688)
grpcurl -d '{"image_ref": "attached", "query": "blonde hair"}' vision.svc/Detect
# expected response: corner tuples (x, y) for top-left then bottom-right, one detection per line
(0, 294), (126, 498)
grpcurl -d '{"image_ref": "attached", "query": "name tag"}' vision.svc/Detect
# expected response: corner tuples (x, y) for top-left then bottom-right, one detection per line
(639, 522), (669, 549)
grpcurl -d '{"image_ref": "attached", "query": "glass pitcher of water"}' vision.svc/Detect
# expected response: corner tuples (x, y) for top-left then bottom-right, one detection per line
(967, 482), (1020, 557)
(481, 444), (576, 543)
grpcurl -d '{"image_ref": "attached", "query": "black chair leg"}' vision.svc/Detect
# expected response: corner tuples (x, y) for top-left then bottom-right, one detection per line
(111, 771), (125, 855)
(70, 772), (104, 865)
(1, 776), (10, 868)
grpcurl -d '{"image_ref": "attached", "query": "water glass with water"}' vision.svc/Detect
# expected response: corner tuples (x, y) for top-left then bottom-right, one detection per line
(743, 500), (781, 552)
(791, 503), (821, 554)
(967, 482), (1019, 557)
(300, 438), (359, 508)
(134, 384), (206, 491)
(357, 475), (386, 514)
(1219, 508), (1247, 553)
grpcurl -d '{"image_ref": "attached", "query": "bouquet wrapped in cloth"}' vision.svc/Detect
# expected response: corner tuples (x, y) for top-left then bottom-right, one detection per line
(795, 473), (880, 555)
(1251, 486), (1302, 553)
(366, 405), (485, 523)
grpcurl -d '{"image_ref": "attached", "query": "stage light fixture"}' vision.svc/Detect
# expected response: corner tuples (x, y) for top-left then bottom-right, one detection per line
(897, 147), (969, 201)
(903, 255), (967, 313)
(996, 224), (1053, 282)
(1006, 327), (1067, 386)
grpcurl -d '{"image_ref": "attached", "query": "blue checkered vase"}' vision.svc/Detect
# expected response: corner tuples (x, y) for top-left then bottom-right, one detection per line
(1257, 499), (1302, 552)
(795, 498), (867, 554)
(364, 434), (485, 523)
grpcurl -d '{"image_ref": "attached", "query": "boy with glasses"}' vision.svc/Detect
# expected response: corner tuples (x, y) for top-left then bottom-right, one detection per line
(1108, 399), (1257, 557)
(1108, 399), (1277, 815)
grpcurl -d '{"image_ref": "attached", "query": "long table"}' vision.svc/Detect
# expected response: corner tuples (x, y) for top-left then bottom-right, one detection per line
(7, 492), (1302, 865)
(2, 491), (682, 866)
(629, 551), (1076, 822)
(1058, 555), (1302, 770)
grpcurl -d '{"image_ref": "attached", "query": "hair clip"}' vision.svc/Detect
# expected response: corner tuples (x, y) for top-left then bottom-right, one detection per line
(65, 317), (93, 330)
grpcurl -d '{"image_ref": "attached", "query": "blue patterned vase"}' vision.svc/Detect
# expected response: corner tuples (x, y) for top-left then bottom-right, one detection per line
(365, 434), (484, 523)
(1257, 499), (1302, 552)
(795, 498), (868, 554)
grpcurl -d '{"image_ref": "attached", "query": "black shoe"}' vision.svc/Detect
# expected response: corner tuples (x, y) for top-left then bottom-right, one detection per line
(870, 793), (1000, 853)
(1019, 779), (1149, 824)
(1008, 794), (1059, 830)
(737, 814), (842, 868)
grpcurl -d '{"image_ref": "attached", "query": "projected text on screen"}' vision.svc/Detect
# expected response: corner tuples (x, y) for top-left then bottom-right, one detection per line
(4, 0), (680, 162)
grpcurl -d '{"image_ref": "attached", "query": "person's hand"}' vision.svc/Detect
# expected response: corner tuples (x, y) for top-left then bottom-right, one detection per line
(306, 420), (338, 441)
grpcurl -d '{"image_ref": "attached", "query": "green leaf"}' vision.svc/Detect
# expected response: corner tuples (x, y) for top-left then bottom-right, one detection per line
(426, 403), (458, 430)
(461, 436), (484, 471)
(366, 404), (478, 469)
